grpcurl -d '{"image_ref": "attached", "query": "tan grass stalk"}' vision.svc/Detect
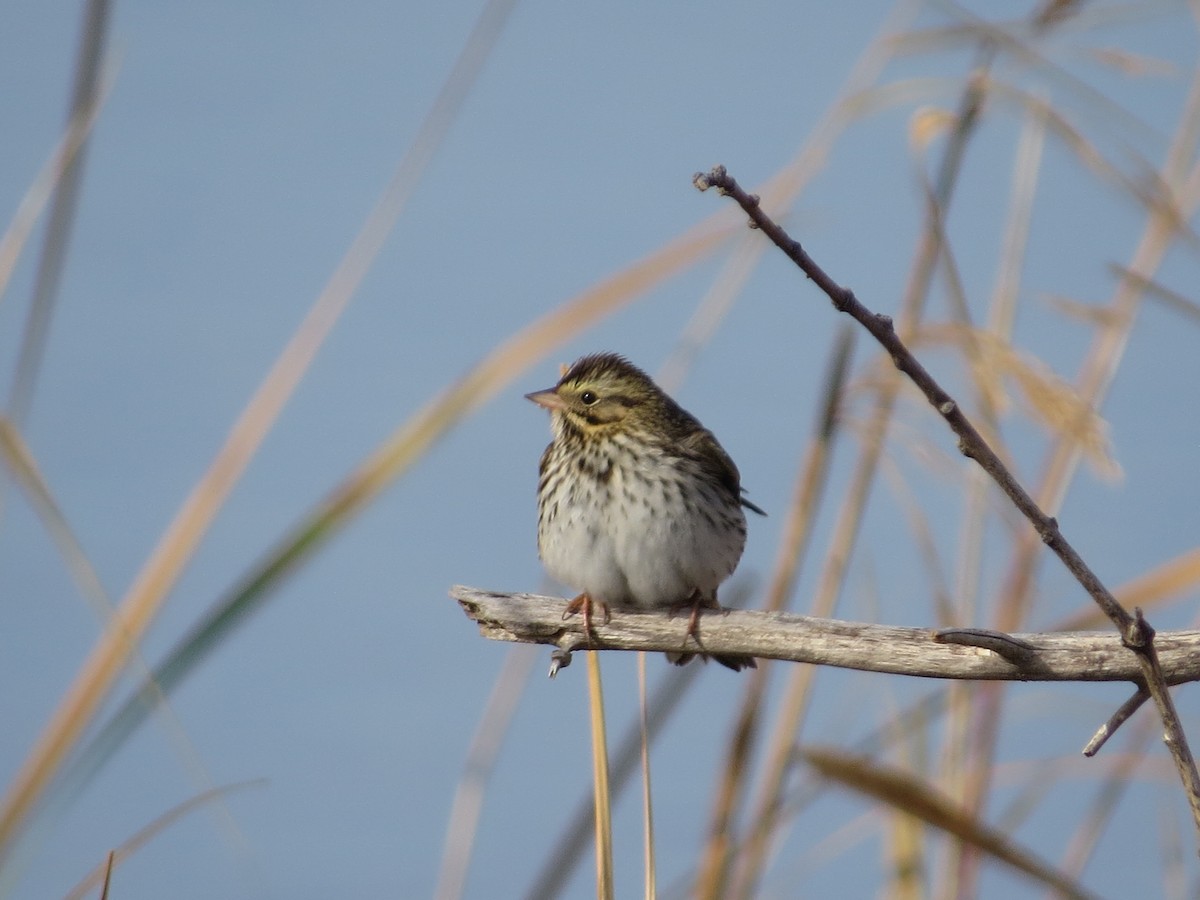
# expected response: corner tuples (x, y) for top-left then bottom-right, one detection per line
(0, 419), (113, 624)
(55, 205), (735, 900)
(0, 62), (110, 307)
(1105, 263), (1200, 324)
(1160, 792), (1187, 900)
(8, 0), (113, 423)
(730, 56), (991, 900)
(656, 233), (764, 393)
(1054, 546), (1200, 632)
(689, 3), (927, 894)
(0, 0), (518, 862)
(954, 59), (1200, 891)
(637, 652), (656, 900)
(803, 748), (1097, 900)
(1060, 715), (1156, 878)
(433, 645), (538, 900)
(97, 850), (114, 900)
(525, 665), (702, 899)
(696, 328), (852, 899)
(883, 691), (931, 900)
(586, 652), (614, 900)
(60, 780), (264, 900)
(0, 419), (247, 867)
(699, 157), (1200, 885)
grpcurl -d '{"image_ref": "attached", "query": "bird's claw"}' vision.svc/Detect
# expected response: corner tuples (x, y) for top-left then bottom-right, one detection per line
(562, 592), (610, 646)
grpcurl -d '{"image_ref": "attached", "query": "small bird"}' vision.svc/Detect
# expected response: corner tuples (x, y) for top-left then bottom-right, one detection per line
(527, 352), (763, 670)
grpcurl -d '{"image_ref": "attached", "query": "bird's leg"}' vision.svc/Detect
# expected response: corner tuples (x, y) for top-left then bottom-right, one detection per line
(563, 592), (611, 645)
(671, 589), (720, 649)
(669, 590), (756, 671)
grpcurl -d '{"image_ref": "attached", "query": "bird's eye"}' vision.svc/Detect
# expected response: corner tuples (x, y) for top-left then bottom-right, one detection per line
(580, 390), (598, 405)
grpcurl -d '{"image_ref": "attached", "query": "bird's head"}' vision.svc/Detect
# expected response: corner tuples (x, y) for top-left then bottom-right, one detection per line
(525, 352), (664, 437)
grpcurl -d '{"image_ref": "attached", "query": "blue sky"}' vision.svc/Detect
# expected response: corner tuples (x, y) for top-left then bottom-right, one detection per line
(2, 2), (1200, 897)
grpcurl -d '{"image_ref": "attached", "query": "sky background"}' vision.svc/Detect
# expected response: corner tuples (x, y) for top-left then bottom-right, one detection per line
(2, 1), (1200, 898)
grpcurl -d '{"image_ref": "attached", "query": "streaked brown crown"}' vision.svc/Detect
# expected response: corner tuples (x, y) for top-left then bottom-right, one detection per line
(526, 353), (694, 433)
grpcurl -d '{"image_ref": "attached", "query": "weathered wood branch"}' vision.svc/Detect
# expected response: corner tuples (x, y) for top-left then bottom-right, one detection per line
(452, 586), (1200, 684)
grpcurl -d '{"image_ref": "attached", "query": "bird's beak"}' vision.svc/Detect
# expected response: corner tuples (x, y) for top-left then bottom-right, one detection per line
(525, 387), (565, 411)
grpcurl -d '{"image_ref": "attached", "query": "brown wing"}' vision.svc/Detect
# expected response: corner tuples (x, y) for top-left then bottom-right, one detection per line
(680, 426), (742, 497)
(660, 396), (767, 516)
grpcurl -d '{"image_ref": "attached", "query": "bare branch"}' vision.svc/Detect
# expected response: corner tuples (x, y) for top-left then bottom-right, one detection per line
(451, 587), (1200, 685)
(692, 163), (1200, 842)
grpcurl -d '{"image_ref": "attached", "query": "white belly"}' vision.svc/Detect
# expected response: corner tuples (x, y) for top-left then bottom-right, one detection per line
(539, 451), (746, 609)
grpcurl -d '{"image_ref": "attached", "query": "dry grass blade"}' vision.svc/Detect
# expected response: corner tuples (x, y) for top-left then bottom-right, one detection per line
(0, 61), (111, 307)
(696, 327), (852, 898)
(1064, 67), (1200, 424)
(434, 645), (537, 900)
(731, 53), (991, 900)
(1042, 293), (1125, 328)
(762, 326), (856, 620)
(989, 94), (1046, 341)
(0, 143), (354, 866)
(1087, 46), (1178, 78)
(986, 83), (1186, 239)
(915, 323), (1119, 479)
(0, 418), (110, 622)
(8, 0), (112, 423)
(1041, 1), (1176, 34)
(637, 653), (657, 900)
(878, 455), (953, 625)
(1160, 792), (1188, 900)
(97, 850), (114, 900)
(1106, 263), (1200, 325)
(802, 748), (1098, 900)
(0, 0), (518, 864)
(586, 652), (615, 900)
(702, 156), (1200, 856)
(60, 780), (264, 900)
(526, 664), (701, 900)
(883, 697), (929, 900)
(1053, 546), (1200, 632)
(894, 7), (1164, 145)
(54, 218), (735, 866)
(950, 44), (1200, 895)
(0, 418), (246, 871)
(1061, 716), (1156, 879)
(656, 232), (766, 393)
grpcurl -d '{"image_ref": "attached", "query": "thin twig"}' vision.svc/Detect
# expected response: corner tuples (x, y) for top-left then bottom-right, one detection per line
(693, 163), (1200, 843)
(1082, 688), (1149, 758)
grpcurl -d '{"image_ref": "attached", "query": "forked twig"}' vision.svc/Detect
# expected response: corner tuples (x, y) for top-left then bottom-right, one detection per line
(693, 163), (1200, 843)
